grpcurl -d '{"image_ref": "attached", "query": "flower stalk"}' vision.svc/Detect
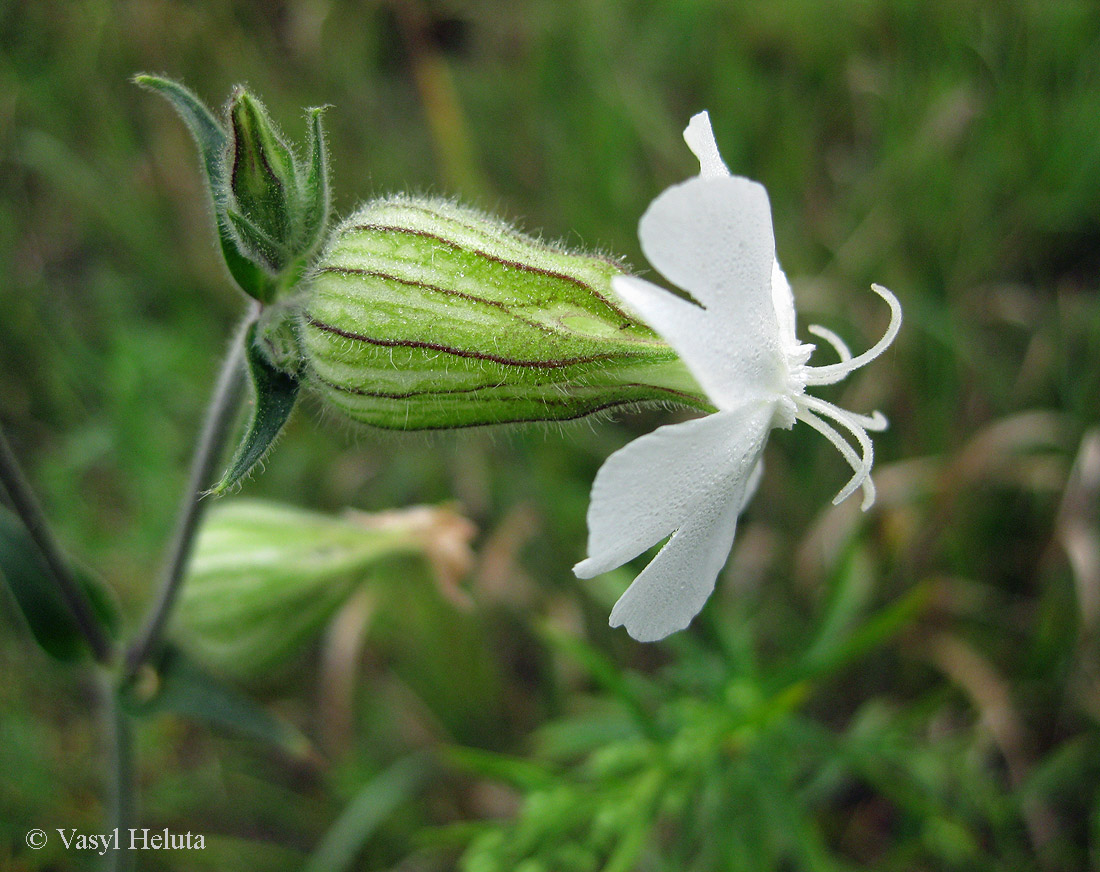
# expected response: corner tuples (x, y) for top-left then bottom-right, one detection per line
(125, 309), (255, 675)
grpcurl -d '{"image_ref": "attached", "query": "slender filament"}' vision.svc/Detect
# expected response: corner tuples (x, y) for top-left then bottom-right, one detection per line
(796, 395), (879, 510)
(806, 324), (852, 363)
(804, 284), (901, 386)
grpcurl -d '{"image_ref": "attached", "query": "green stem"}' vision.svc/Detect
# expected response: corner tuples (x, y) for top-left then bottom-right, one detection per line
(103, 675), (135, 872)
(0, 425), (114, 663)
(126, 307), (257, 674)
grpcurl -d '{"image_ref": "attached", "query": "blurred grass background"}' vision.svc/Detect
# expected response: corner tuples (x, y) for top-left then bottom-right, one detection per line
(2, 0), (1100, 869)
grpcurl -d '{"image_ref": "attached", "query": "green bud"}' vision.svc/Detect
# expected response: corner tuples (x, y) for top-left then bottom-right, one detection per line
(135, 75), (275, 302)
(175, 500), (474, 677)
(229, 91), (295, 260)
(136, 76), (331, 302)
(292, 196), (708, 429)
(227, 90), (331, 278)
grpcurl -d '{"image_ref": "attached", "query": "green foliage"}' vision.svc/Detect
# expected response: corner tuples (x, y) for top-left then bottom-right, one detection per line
(453, 585), (948, 871)
(209, 324), (300, 496)
(0, 506), (117, 661)
(119, 643), (312, 757)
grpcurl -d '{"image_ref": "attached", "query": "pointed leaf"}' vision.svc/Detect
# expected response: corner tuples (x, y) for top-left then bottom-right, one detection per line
(537, 622), (657, 736)
(208, 323), (299, 496)
(442, 746), (558, 791)
(297, 105), (332, 252)
(134, 75), (275, 303)
(218, 220), (278, 303)
(0, 507), (115, 661)
(801, 542), (874, 668)
(75, 564), (122, 640)
(121, 644), (312, 757)
(133, 75), (226, 191)
(792, 580), (935, 683)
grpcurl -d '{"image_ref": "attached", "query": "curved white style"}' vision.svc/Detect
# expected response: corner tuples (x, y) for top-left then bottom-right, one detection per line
(574, 111), (901, 642)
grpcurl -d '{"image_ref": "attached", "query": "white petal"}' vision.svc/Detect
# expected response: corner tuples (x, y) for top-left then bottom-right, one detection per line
(613, 275), (768, 412)
(683, 111), (730, 178)
(574, 400), (773, 578)
(770, 260), (802, 356)
(634, 175), (787, 402)
(607, 470), (752, 642)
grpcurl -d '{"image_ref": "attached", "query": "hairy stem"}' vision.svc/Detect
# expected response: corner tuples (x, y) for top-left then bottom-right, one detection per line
(0, 425), (113, 663)
(126, 307), (257, 673)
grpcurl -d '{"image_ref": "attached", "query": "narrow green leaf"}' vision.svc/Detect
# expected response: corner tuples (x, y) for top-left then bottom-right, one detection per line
(133, 75), (226, 190)
(801, 542), (874, 669)
(442, 746), (558, 791)
(0, 507), (115, 661)
(0, 506), (86, 660)
(121, 644), (311, 757)
(75, 564), (122, 640)
(134, 75), (275, 303)
(795, 580), (935, 683)
(297, 105), (331, 252)
(537, 622), (657, 736)
(602, 769), (662, 872)
(302, 754), (432, 872)
(208, 323), (299, 496)
(218, 221), (278, 303)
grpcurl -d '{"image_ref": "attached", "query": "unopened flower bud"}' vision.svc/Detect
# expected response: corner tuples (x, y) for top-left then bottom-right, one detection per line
(176, 500), (475, 677)
(135, 76), (331, 303)
(227, 89), (330, 277)
(292, 196), (708, 429)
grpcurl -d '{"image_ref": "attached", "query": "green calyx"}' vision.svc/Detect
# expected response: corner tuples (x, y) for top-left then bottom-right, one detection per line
(292, 195), (709, 429)
(175, 500), (474, 678)
(135, 75), (330, 303)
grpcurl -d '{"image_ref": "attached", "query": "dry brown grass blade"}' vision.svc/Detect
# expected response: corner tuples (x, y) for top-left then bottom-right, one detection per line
(797, 411), (1072, 584)
(1053, 429), (1100, 631)
(929, 633), (1059, 860)
(319, 587), (377, 755)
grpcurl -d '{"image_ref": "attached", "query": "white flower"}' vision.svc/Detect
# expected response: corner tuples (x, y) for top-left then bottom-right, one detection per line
(574, 111), (901, 642)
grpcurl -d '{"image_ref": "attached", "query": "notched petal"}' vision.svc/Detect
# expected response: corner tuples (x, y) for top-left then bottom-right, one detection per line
(577, 403), (773, 640)
(638, 175), (775, 319)
(608, 466), (757, 642)
(628, 176), (787, 404)
(574, 408), (765, 578)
